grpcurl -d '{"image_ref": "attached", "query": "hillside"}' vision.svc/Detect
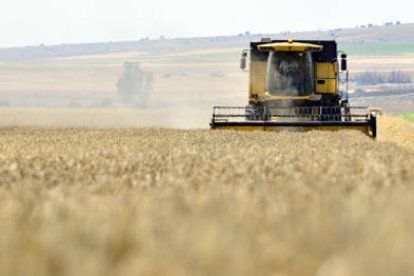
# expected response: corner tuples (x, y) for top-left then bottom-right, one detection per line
(0, 23), (413, 61)
(0, 23), (412, 116)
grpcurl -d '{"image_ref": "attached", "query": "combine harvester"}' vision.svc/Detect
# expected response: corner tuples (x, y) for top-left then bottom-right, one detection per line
(210, 39), (377, 138)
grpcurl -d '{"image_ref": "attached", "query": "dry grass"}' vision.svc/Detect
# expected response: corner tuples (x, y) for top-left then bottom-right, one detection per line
(0, 108), (170, 128)
(0, 108), (211, 129)
(0, 116), (414, 276)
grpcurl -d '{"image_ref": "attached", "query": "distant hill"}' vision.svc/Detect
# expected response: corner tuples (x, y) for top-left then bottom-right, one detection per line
(0, 23), (413, 62)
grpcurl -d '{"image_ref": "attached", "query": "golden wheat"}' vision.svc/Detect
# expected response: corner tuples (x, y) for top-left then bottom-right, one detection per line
(0, 116), (413, 276)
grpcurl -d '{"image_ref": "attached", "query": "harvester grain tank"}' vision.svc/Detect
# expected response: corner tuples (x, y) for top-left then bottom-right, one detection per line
(210, 39), (377, 138)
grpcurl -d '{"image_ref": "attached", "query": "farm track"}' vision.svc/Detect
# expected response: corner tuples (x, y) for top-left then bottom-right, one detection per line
(0, 116), (413, 276)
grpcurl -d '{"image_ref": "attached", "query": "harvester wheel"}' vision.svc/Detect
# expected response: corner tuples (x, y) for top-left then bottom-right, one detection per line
(370, 112), (377, 138)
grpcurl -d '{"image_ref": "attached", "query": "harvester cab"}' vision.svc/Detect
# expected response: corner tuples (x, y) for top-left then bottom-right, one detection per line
(211, 39), (377, 138)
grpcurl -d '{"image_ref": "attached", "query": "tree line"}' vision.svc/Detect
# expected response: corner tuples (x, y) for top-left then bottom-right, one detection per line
(352, 71), (412, 85)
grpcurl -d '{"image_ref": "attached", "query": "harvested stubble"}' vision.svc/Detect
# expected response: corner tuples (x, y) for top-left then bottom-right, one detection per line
(0, 116), (413, 276)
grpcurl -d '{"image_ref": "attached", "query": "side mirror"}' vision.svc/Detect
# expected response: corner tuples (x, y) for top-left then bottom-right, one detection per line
(240, 50), (248, 70)
(341, 53), (347, 71)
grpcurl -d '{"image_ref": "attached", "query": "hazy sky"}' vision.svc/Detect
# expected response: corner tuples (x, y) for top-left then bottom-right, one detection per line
(0, 0), (412, 47)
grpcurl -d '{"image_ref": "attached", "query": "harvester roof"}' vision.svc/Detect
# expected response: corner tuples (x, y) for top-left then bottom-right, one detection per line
(258, 41), (323, 52)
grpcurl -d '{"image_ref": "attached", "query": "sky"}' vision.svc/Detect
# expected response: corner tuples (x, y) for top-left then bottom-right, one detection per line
(0, 0), (412, 48)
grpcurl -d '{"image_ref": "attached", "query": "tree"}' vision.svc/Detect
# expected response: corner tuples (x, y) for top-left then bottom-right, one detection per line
(388, 71), (411, 84)
(354, 71), (386, 85)
(354, 70), (411, 85)
(117, 62), (153, 107)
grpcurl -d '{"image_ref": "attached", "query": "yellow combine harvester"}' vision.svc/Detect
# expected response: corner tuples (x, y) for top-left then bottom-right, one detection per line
(210, 39), (377, 138)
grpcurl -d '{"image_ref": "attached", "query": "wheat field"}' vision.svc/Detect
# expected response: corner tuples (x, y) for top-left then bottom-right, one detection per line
(0, 116), (413, 276)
